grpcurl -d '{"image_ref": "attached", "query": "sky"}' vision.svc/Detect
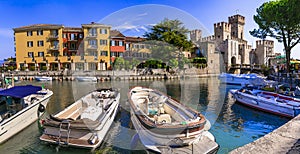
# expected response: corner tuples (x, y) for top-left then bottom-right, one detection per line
(0, 0), (299, 60)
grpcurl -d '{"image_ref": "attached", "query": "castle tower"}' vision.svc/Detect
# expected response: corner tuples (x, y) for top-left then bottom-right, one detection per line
(190, 29), (202, 43)
(255, 40), (274, 66)
(228, 14), (245, 40)
(214, 22), (231, 43)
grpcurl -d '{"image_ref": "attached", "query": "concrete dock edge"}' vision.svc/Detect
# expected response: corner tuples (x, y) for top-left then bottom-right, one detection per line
(230, 114), (300, 154)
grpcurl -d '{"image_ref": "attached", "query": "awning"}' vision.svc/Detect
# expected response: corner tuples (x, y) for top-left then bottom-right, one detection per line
(0, 85), (42, 98)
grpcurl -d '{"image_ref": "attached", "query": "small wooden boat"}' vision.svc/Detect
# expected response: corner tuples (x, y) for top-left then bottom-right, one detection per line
(230, 88), (300, 118)
(0, 85), (53, 144)
(40, 88), (120, 149)
(128, 86), (218, 153)
(35, 76), (53, 81)
(75, 76), (97, 82)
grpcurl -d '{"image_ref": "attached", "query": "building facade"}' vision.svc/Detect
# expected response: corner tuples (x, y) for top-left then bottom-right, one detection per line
(14, 23), (111, 71)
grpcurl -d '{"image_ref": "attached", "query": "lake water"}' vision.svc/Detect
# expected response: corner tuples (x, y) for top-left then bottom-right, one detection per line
(0, 77), (289, 154)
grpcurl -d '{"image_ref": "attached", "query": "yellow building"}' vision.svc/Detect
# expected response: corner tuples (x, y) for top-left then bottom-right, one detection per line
(13, 24), (64, 71)
(81, 22), (111, 70)
(13, 23), (111, 71)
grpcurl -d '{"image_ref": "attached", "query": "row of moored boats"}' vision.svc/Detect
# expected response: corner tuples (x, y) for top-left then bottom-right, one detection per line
(220, 73), (300, 118)
(0, 85), (219, 153)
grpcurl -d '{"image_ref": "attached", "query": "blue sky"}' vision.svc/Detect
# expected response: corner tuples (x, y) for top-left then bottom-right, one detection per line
(0, 0), (299, 59)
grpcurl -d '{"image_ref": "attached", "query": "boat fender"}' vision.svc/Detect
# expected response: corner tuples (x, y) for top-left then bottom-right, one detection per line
(88, 134), (98, 145)
(38, 104), (45, 113)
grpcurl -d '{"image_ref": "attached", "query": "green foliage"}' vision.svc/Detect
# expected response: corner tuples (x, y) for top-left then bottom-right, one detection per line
(41, 66), (47, 71)
(168, 58), (178, 68)
(144, 18), (193, 52)
(144, 59), (165, 69)
(113, 57), (125, 70)
(250, 0), (300, 73)
(192, 57), (207, 64)
(29, 66), (35, 71)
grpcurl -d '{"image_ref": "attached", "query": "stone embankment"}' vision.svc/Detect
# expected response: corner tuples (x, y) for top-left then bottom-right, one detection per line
(230, 114), (300, 154)
(3, 68), (219, 82)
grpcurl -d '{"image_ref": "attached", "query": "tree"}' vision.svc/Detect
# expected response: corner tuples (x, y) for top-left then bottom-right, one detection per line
(144, 19), (193, 68)
(250, 0), (300, 73)
(113, 57), (125, 70)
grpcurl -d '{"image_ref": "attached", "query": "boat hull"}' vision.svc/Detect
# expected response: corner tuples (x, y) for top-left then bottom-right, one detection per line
(0, 93), (52, 144)
(130, 110), (215, 153)
(230, 90), (300, 118)
(75, 77), (97, 82)
(128, 86), (217, 153)
(35, 76), (52, 81)
(40, 90), (120, 149)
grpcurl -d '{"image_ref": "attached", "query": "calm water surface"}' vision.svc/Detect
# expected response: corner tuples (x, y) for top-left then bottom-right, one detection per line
(0, 77), (289, 154)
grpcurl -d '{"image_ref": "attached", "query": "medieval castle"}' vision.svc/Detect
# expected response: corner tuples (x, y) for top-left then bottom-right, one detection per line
(190, 14), (276, 74)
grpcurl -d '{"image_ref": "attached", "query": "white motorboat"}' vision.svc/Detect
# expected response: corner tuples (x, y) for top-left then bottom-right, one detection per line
(40, 88), (120, 150)
(0, 85), (53, 144)
(230, 88), (300, 118)
(219, 73), (266, 85)
(35, 76), (53, 81)
(75, 76), (97, 82)
(128, 86), (219, 153)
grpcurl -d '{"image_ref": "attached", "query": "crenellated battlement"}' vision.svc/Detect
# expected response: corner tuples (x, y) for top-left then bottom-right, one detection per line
(256, 40), (274, 46)
(201, 35), (215, 42)
(214, 22), (231, 31)
(228, 14), (245, 25)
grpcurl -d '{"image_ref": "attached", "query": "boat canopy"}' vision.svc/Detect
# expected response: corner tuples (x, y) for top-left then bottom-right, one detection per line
(0, 85), (42, 98)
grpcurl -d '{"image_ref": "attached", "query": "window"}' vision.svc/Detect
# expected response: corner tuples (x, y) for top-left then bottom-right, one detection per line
(70, 34), (75, 40)
(89, 28), (97, 36)
(28, 52), (34, 58)
(79, 34), (83, 39)
(27, 41), (33, 47)
(27, 31), (33, 36)
(37, 40), (44, 47)
(38, 52), (44, 57)
(63, 33), (67, 38)
(63, 43), (68, 48)
(37, 30), (43, 35)
(111, 40), (115, 46)
(100, 29), (107, 34)
(88, 39), (97, 45)
(70, 43), (76, 49)
(100, 51), (108, 56)
(100, 39), (107, 45)
(125, 43), (130, 50)
(119, 41), (123, 46)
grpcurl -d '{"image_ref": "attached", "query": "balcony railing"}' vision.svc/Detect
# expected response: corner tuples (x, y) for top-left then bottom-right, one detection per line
(47, 34), (59, 40)
(48, 45), (60, 51)
(87, 45), (98, 49)
(86, 33), (97, 38)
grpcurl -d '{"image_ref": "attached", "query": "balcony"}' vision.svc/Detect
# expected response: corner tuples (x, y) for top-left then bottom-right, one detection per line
(59, 56), (72, 62)
(86, 33), (97, 38)
(24, 57), (35, 63)
(46, 56), (59, 63)
(68, 38), (78, 42)
(47, 34), (59, 40)
(48, 45), (60, 52)
(87, 45), (98, 49)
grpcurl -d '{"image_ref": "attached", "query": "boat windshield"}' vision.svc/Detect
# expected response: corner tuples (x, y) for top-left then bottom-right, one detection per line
(0, 96), (25, 122)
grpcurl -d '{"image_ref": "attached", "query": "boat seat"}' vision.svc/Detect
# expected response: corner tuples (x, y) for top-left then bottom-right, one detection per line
(157, 114), (171, 124)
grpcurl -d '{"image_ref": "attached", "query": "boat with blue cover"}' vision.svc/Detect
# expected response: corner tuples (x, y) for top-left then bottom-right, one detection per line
(0, 85), (53, 144)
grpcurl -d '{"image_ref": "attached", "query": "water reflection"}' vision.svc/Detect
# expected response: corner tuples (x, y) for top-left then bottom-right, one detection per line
(0, 78), (289, 154)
